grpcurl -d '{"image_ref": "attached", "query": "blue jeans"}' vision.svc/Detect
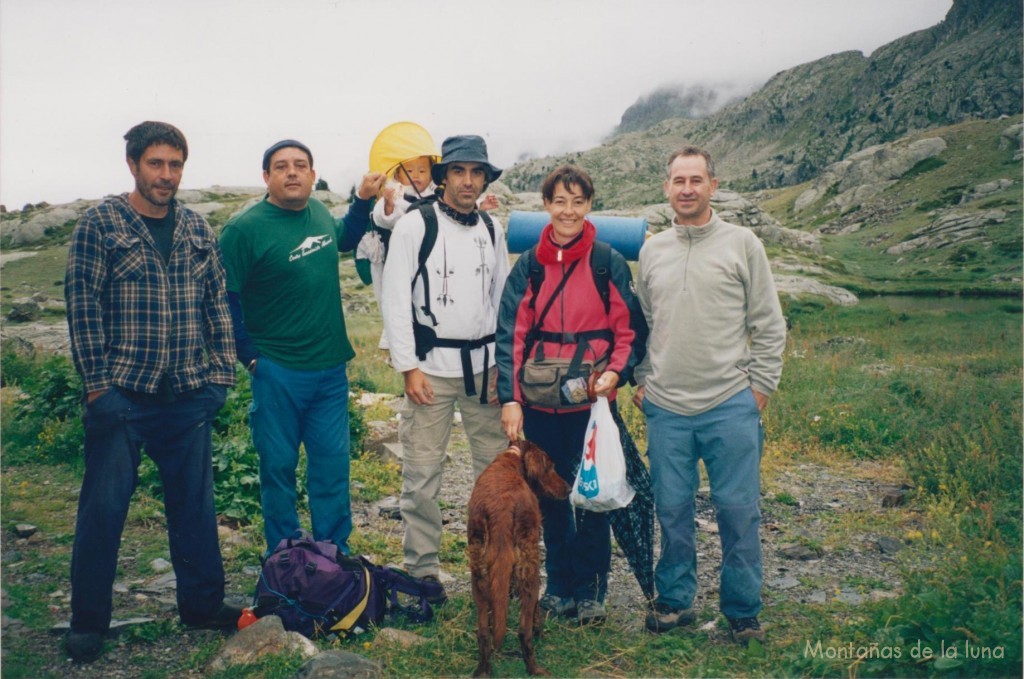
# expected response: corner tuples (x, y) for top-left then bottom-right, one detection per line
(249, 357), (352, 554)
(524, 407), (610, 603)
(71, 385), (227, 633)
(643, 389), (763, 619)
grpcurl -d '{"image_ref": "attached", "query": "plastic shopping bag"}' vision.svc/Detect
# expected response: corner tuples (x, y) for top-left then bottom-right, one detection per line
(570, 397), (635, 512)
(354, 230), (384, 286)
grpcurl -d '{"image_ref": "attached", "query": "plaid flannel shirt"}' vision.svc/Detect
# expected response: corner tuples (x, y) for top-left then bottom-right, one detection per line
(65, 194), (235, 394)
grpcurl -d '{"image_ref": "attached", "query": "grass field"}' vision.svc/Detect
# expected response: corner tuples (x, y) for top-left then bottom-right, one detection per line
(2, 291), (1020, 677)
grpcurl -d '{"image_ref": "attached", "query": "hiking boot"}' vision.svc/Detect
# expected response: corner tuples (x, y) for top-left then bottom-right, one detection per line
(182, 603), (244, 630)
(420, 574), (448, 606)
(540, 594), (576, 619)
(728, 616), (765, 645)
(645, 602), (696, 633)
(65, 630), (104, 663)
(576, 599), (606, 625)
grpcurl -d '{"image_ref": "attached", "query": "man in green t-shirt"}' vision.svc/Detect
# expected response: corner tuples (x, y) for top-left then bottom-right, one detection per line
(220, 139), (384, 553)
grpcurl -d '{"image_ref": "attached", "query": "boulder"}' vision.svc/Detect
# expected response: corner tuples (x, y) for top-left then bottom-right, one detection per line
(0, 322), (72, 355)
(206, 615), (317, 673)
(779, 543), (824, 561)
(204, 185), (264, 197)
(7, 299), (42, 322)
(313, 190), (350, 206)
(998, 122), (1023, 158)
(174, 189), (206, 203)
(713, 189), (779, 228)
(753, 224), (822, 253)
(184, 201), (226, 217)
(795, 137), (947, 213)
(886, 209), (1006, 254)
(774, 275), (859, 306)
(13, 524), (37, 538)
(372, 627), (427, 648)
(6, 207), (80, 246)
(960, 178), (1015, 203)
(294, 650), (382, 679)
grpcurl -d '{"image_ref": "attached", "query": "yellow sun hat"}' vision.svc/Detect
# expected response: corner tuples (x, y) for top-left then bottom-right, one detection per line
(368, 122), (441, 177)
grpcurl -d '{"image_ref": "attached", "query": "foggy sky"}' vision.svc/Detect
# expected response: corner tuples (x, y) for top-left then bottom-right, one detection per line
(0, 0), (952, 209)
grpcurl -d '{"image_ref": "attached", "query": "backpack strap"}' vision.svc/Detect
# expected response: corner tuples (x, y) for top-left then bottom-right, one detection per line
(431, 333), (496, 404)
(590, 240), (612, 315)
(521, 241), (614, 377)
(413, 202), (440, 327)
(326, 562), (373, 635)
(412, 205), (495, 327)
(479, 210), (496, 245)
(526, 246), (544, 311)
(526, 241), (611, 314)
(410, 203), (499, 404)
(377, 566), (439, 623)
(524, 258), (581, 363)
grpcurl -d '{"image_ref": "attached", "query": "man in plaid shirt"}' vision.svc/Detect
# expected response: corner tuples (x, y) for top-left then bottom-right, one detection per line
(64, 121), (239, 663)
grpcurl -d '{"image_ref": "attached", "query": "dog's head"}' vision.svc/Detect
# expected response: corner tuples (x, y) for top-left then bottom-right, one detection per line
(513, 440), (571, 500)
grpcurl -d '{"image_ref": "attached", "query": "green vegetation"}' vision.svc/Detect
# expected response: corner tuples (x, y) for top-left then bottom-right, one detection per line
(767, 117), (1023, 296)
(0, 245), (70, 317)
(2, 293), (1020, 677)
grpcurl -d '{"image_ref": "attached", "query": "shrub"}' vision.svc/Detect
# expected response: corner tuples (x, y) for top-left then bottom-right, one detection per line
(781, 297), (827, 329)
(903, 156), (947, 180)
(4, 353), (84, 466)
(846, 538), (1022, 676)
(0, 345), (36, 387)
(904, 404), (1022, 535)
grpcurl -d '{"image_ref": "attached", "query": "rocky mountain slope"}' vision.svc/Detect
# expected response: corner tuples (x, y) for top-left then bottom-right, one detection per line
(504, 0), (1022, 204)
(614, 84), (745, 135)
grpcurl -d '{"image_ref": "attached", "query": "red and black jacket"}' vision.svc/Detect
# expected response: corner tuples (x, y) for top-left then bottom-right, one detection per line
(496, 220), (648, 412)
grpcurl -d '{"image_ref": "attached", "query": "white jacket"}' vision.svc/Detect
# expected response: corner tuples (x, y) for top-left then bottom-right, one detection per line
(381, 203), (510, 377)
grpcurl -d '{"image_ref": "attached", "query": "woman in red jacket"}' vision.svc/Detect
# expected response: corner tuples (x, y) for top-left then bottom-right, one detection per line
(496, 165), (649, 625)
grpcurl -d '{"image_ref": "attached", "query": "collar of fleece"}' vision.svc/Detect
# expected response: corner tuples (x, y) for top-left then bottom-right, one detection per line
(535, 219), (596, 266)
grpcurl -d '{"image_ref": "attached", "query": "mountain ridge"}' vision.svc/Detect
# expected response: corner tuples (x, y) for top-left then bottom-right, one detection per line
(504, 0), (1022, 204)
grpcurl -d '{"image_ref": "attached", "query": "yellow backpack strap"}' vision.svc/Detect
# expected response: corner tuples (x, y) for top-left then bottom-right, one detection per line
(329, 564), (372, 633)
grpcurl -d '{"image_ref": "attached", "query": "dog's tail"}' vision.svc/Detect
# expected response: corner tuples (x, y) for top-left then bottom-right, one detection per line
(486, 514), (517, 652)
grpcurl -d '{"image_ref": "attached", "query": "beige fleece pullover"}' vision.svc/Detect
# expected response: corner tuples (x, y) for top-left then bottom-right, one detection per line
(634, 211), (786, 416)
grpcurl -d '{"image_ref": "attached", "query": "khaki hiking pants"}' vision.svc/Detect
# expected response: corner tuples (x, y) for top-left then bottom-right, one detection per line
(398, 367), (506, 577)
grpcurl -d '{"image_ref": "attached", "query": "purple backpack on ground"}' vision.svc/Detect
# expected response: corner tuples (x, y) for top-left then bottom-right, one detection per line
(253, 532), (384, 638)
(252, 531), (445, 638)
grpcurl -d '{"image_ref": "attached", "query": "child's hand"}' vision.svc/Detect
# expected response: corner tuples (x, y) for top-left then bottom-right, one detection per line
(479, 194), (499, 211)
(383, 183), (399, 214)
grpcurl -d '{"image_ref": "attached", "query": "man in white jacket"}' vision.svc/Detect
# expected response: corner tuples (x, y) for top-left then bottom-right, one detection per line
(381, 135), (509, 601)
(633, 146), (786, 645)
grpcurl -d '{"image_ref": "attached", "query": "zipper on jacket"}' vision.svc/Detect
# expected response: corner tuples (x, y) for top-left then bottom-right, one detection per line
(558, 260), (566, 333)
(682, 228), (693, 292)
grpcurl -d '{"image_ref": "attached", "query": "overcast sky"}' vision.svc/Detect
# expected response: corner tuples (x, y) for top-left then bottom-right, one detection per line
(0, 0), (952, 209)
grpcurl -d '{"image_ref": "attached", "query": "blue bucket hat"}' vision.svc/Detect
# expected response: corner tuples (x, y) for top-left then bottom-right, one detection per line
(430, 135), (502, 185)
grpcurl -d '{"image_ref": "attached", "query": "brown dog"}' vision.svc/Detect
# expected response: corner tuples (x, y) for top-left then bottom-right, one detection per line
(467, 440), (570, 677)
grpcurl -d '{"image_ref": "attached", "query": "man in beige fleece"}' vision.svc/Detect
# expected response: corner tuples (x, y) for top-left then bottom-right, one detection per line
(633, 146), (786, 645)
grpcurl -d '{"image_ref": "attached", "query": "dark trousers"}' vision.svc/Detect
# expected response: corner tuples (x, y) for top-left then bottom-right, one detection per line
(70, 386), (226, 633)
(524, 407), (611, 603)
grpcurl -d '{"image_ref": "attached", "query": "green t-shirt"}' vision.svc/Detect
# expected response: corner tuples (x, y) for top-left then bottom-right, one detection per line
(220, 198), (355, 370)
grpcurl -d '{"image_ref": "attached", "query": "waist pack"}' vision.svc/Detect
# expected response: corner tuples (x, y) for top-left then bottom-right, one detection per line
(252, 531), (444, 638)
(521, 356), (598, 408)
